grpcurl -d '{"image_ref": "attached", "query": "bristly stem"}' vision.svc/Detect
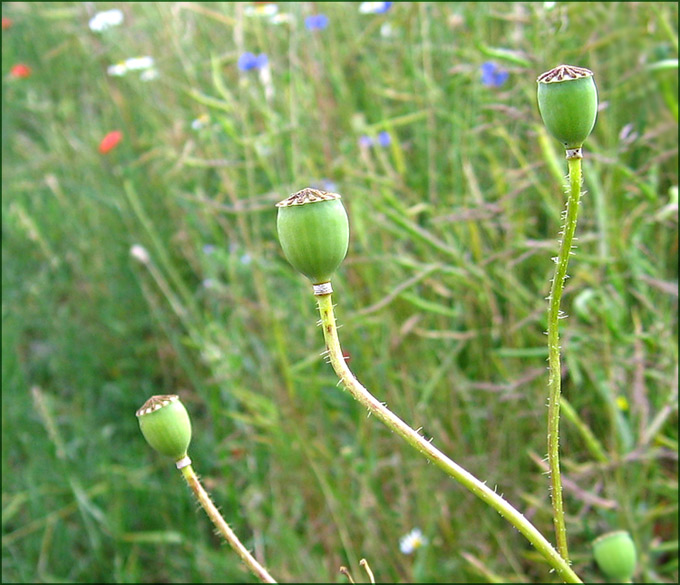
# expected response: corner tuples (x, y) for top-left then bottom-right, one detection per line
(316, 292), (582, 583)
(546, 155), (583, 562)
(179, 464), (277, 583)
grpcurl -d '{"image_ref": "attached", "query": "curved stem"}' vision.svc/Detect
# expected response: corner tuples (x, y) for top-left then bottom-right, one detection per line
(180, 463), (277, 583)
(316, 293), (581, 583)
(546, 155), (583, 561)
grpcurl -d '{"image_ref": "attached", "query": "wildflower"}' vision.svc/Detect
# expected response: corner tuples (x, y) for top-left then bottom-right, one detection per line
(615, 396), (629, 412)
(107, 62), (128, 77)
(358, 135), (374, 148)
(130, 244), (150, 265)
(238, 52), (269, 72)
(380, 23), (394, 38)
(480, 61), (509, 87)
(202, 244), (216, 255)
(358, 132), (391, 148)
(448, 14), (464, 28)
(305, 14), (329, 30)
(9, 64), (31, 79)
(88, 8), (124, 32)
(99, 130), (123, 154)
(270, 13), (294, 25)
(399, 528), (427, 555)
(258, 60), (275, 100)
(311, 179), (339, 193)
(2, 16), (12, 29)
(140, 68), (159, 82)
(192, 114), (211, 131)
(124, 56), (155, 71)
(359, 2), (393, 14)
(107, 56), (155, 78)
(244, 3), (278, 18)
(377, 130), (391, 147)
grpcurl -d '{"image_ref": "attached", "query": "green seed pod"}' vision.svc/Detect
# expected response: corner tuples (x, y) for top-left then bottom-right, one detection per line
(276, 188), (349, 285)
(136, 395), (192, 461)
(592, 530), (637, 582)
(537, 64), (598, 150)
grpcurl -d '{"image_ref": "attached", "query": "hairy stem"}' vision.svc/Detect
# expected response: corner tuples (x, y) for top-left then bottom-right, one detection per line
(316, 292), (581, 583)
(546, 155), (583, 561)
(180, 464), (277, 583)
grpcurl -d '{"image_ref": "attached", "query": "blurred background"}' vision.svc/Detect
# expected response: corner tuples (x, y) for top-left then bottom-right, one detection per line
(2, 2), (677, 583)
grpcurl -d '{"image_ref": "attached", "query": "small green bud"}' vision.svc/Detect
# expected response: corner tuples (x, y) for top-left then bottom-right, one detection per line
(276, 188), (349, 286)
(136, 395), (192, 461)
(592, 530), (637, 582)
(537, 64), (598, 151)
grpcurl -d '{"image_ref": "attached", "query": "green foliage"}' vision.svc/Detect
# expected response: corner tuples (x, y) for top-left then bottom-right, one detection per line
(2, 2), (677, 583)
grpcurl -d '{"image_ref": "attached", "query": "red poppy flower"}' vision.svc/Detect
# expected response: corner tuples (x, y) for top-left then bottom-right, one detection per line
(2, 17), (12, 29)
(98, 130), (123, 154)
(10, 64), (31, 79)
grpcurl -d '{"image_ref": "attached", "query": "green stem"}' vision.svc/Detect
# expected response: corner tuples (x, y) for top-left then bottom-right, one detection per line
(179, 463), (277, 583)
(546, 155), (583, 561)
(316, 292), (582, 583)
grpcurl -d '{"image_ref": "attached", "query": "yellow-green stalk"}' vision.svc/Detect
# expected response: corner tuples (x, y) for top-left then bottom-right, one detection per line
(136, 395), (277, 583)
(537, 64), (599, 562)
(276, 190), (583, 583)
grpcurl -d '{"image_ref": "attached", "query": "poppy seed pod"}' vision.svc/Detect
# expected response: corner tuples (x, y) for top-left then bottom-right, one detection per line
(136, 395), (192, 461)
(276, 188), (349, 286)
(537, 65), (598, 150)
(592, 530), (637, 581)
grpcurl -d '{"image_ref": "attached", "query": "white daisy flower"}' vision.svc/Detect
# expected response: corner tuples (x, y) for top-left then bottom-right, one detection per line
(399, 528), (427, 555)
(244, 3), (278, 17)
(359, 2), (393, 14)
(107, 62), (128, 77)
(130, 244), (150, 265)
(124, 56), (155, 71)
(89, 9), (124, 32)
(191, 114), (211, 130)
(270, 13), (294, 25)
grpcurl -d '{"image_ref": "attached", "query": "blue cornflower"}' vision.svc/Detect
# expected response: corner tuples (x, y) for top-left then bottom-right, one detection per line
(238, 52), (269, 72)
(480, 62), (509, 87)
(359, 135), (374, 148)
(305, 14), (329, 30)
(359, 132), (392, 148)
(377, 130), (391, 147)
(359, 2), (393, 14)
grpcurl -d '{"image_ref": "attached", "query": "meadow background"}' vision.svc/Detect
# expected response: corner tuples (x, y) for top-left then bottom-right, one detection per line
(2, 1), (678, 583)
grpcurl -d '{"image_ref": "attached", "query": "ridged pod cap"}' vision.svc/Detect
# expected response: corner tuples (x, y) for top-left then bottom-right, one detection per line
(136, 395), (192, 461)
(276, 188), (349, 285)
(592, 530), (637, 581)
(537, 65), (598, 149)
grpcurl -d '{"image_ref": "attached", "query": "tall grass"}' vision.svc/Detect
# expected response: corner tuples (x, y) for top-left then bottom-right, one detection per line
(2, 2), (677, 583)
